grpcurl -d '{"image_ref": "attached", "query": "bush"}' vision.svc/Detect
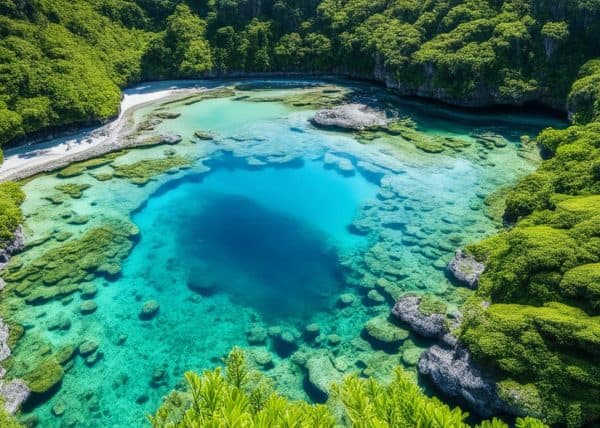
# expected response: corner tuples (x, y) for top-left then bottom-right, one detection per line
(150, 348), (547, 428)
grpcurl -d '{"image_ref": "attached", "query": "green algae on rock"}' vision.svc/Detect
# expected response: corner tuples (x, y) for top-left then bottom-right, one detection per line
(112, 156), (192, 185)
(363, 315), (410, 345)
(56, 153), (124, 179)
(2, 221), (139, 305)
(22, 357), (64, 394)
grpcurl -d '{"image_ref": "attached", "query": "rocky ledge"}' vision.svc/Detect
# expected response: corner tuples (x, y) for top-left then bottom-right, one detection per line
(392, 295), (448, 340)
(0, 226), (25, 272)
(447, 249), (485, 289)
(311, 103), (388, 131)
(392, 295), (513, 419)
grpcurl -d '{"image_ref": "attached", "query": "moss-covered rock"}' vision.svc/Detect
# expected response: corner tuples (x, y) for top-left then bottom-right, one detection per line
(22, 357), (64, 394)
(363, 315), (409, 344)
(53, 183), (91, 199)
(112, 156), (192, 185)
(3, 220), (138, 305)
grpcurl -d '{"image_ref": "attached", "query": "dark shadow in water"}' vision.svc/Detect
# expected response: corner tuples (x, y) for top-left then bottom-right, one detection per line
(177, 193), (345, 322)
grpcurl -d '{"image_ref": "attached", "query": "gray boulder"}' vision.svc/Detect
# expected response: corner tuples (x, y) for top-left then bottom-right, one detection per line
(418, 344), (510, 418)
(447, 249), (485, 288)
(392, 296), (446, 339)
(312, 104), (388, 130)
(0, 379), (30, 414)
(0, 226), (25, 270)
(0, 318), (11, 362)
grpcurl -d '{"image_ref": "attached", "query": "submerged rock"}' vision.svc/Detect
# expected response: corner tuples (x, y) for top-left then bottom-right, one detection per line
(139, 300), (160, 320)
(363, 315), (409, 344)
(22, 357), (64, 394)
(303, 323), (320, 341)
(52, 400), (66, 417)
(78, 340), (98, 357)
(305, 355), (344, 398)
(418, 344), (511, 418)
(0, 379), (30, 414)
(392, 295), (447, 339)
(337, 293), (355, 307)
(79, 301), (97, 315)
(246, 325), (267, 345)
(251, 348), (273, 368)
(311, 104), (388, 131)
(447, 249), (485, 288)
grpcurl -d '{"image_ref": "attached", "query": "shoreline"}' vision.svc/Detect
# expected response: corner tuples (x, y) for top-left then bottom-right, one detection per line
(0, 82), (211, 183)
(0, 76), (569, 183)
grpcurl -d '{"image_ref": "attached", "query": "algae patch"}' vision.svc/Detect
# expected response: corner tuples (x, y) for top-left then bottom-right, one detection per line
(112, 156), (192, 185)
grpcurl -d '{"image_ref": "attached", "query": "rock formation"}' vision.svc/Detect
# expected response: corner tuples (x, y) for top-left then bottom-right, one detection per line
(447, 249), (485, 288)
(311, 104), (388, 130)
(393, 295), (512, 419)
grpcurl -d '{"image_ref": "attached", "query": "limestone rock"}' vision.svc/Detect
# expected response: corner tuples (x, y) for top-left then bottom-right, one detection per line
(0, 379), (30, 414)
(23, 357), (64, 394)
(251, 349), (273, 368)
(246, 325), (267, 345)
(447, 249), (485, 288)
(364, 315), (409, 344)
(139, 300), (159, 320)
(337, 293), (355, 307)
(366, 289), (386, 305)
(305, 355), (344, 398)
(311, 104), (388, 131)
(78, 340), (98, 357)
(418, 345), (511, 418)
(392, 295), (447, 339)
(304, 323), (320, 341)
(0, 226), (25, 270)
(0, 318), (11, 362)
(159, 134), (183, 145)
(79, 300), (97, 315)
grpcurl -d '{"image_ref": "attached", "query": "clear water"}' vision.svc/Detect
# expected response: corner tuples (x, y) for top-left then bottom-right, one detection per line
(2, 80), (565, 427)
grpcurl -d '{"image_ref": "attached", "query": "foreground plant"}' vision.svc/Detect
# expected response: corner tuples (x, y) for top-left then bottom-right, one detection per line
(150, 348), (547, 428)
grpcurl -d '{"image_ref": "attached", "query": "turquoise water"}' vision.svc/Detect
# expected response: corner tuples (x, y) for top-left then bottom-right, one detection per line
(3, 80), (565, 427)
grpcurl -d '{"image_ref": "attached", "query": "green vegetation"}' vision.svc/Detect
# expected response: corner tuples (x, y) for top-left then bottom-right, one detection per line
(0, 0), (599, 425)
(1, 0), (600, 151)
(460, 87), (600, 426)
(112, 155), (193, 185)
(0, 182), (24, 245)
(151, 348), (547, 428)
(2, 220), (139, 304)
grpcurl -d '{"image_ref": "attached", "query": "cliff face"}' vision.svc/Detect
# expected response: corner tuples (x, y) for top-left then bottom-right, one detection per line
(372, 60), (563, 111)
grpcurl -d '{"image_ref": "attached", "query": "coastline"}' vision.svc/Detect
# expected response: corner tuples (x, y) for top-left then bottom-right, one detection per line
(0, 82), (211, 183)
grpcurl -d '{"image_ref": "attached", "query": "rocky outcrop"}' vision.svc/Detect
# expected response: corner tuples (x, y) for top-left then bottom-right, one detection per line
(447, 249), (485, 289)
(418, 345), (511, 418)
(0, 379), (30, 414)
(0, 226), (25, 270)
(0, 318), (11, 362)
(311, 104), (388, 130)
(393, 295), (513, 419)
(305, 355), (344, 398)
(392, 295), (447, 339)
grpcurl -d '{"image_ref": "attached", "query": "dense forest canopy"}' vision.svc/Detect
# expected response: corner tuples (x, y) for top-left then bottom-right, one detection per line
(0, 1), (599, 426)
(1, 0), (600, 146)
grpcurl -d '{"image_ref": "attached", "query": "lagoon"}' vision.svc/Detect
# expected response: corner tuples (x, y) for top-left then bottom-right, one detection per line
(0, 80), (564, 427)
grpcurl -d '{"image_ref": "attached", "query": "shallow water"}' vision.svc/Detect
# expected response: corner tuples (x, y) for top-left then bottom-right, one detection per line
(0, 80), (565, 427)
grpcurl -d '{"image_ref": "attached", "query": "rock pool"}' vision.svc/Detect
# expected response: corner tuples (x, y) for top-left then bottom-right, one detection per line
(0, 80), (564, 427)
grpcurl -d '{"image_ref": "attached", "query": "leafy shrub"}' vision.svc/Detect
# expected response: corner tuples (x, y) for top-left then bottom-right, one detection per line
(150, 348), (547, 428)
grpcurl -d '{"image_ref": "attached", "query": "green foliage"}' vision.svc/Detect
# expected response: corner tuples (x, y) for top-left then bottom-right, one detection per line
(0, 401), (23, 428)
(151, 348), (548, 428)
(0, 182), (25, 245)
(462, 97), (600, 426)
